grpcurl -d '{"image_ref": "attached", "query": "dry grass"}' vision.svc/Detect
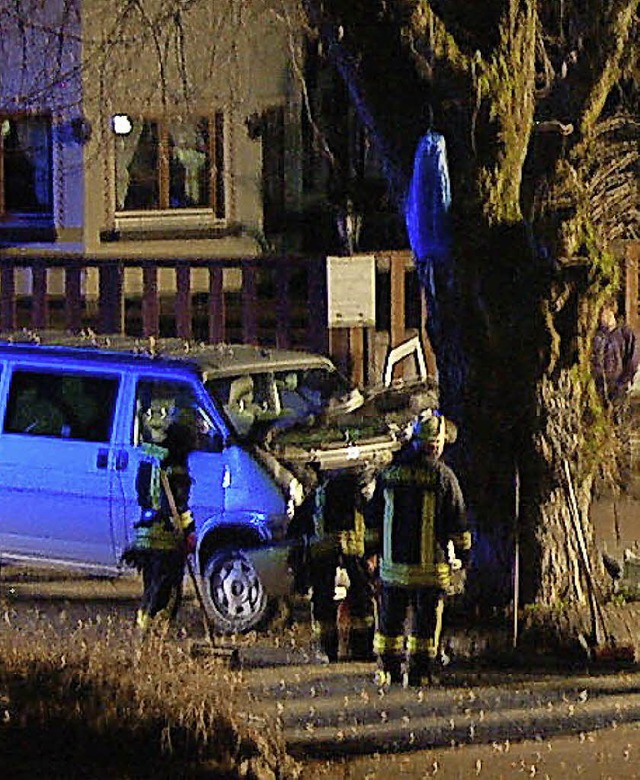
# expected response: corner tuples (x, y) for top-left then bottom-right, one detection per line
(0, 603), (301, 779)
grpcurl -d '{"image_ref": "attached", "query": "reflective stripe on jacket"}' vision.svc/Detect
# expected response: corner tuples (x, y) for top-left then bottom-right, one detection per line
(133, 442), (194, 551)
(312, 470), (372, 557)
(134, 514), (180, 551)
(374, 447), (468, 588)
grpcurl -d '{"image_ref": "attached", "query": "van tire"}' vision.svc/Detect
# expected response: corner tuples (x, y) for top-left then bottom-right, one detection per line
(200, 548), (268, 634)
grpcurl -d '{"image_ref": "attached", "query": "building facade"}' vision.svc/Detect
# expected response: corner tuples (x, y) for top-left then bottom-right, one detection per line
(0, 1), (309, 294)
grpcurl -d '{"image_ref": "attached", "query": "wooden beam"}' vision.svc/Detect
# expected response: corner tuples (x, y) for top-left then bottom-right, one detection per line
(349, 326), (364, 387)
(175, 264), (192, 340)
(390, 252), (406, 381)
(31, 264), (48, 330)
(241, 261), (258, 344)
(64, 266), (82, 332)
(142, 264), (159, 337)
(0, 265), (15, 331)
(208, 266), (224, 344)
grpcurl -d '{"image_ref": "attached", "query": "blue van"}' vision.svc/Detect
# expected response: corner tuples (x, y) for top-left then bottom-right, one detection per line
(0, 335), (358, 632)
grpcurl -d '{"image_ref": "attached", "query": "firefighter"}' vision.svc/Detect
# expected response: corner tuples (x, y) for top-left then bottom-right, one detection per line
(371, 410), (471, 686)
(308, 467), (378, 662)
(122, 396), (196, 635)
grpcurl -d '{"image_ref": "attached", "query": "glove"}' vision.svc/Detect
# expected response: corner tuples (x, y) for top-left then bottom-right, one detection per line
(184, 532), (197, 555)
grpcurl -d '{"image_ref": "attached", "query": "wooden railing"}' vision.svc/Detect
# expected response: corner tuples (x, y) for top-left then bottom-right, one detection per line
(0, 250), (430, 387)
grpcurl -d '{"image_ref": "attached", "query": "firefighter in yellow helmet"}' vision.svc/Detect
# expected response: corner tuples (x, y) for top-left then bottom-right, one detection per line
(370, 410), (471, 686)
(122, 396), (196, 635)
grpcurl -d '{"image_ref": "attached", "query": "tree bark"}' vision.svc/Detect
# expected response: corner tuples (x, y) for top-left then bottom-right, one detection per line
(302, 0), (639, 619)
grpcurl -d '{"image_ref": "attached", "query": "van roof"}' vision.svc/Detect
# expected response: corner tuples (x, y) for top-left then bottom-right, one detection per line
(0, 332), (334, 378)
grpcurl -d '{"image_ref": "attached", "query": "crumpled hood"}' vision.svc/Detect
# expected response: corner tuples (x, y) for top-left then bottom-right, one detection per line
(254, 376), (439, 503)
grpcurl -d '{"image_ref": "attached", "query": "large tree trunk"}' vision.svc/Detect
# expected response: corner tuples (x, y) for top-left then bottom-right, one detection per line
(303, 0), (638, 624)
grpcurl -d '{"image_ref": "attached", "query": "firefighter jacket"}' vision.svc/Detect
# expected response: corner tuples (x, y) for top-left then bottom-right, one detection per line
(311, 469), (377, 558)
(372, 445), (470, 589)
(133, 442), (194, 551)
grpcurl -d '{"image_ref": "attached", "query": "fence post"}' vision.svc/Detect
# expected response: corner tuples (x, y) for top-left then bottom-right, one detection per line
(31, 263), (48, 330)
(208, 265), (225, 344)
(175, 263), (192, 340)
(65, 265), (83, 332)
(142, 263), (159, 336)
(389, 252), (406, 381)
(99, 262), (124, 334)
(307, 256), (328, 354)
(275, 260), (291, 349)
(328, 327), (350, 377)
(349, 327), (365, 387)
(242, 261), (258, 344)
(0, 264), (16, 331)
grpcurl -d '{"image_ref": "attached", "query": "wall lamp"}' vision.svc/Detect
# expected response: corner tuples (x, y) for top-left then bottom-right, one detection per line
(112, 114), (133, 136)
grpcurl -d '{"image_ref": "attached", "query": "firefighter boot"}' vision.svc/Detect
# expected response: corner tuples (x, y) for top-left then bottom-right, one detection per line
(375, 655), (402, 686)
(319, 629), (339, 663)
(313, 616), (339, 662)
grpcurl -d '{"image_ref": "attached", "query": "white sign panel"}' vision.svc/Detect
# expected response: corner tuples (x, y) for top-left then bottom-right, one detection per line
(327, 255), (376, 328)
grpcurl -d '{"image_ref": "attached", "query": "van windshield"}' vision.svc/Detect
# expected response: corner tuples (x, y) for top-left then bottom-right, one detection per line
(205, 366), (357, 440)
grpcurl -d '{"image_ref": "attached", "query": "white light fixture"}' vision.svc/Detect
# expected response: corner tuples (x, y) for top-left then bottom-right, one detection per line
(112, 114), (133, 135)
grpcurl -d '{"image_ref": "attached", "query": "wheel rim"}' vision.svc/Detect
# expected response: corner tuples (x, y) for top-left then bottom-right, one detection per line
(207, 552), (265, 628)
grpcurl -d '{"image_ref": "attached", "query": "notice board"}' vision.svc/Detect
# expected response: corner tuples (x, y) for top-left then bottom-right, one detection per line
(326, 254), (376, 328)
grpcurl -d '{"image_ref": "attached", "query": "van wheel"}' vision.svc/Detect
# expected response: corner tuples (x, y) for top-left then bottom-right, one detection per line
(201, 549), (268, 634)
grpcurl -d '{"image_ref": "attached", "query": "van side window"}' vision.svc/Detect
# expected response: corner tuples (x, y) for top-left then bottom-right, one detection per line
(4, 370), (119, 442)
(134, 379), (216, 450)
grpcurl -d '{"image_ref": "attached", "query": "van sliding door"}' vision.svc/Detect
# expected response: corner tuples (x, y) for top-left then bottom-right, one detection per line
(113, 375), (227, 548)
(0, 367), (121, 568)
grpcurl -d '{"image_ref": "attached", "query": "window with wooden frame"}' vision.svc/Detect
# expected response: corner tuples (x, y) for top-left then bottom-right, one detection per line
(114, 113), (225, 218)
(0, 115), (53, 217)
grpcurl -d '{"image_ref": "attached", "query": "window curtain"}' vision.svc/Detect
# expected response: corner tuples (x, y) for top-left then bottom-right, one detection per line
(169, 120), (207, 207)
(115, 121), (143, 210)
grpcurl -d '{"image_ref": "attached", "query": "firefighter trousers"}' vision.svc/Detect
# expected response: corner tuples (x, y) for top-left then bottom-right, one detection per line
(138, 548), (186, 628)
(310, 553), (375, 661)
(374, 583), (445, 682)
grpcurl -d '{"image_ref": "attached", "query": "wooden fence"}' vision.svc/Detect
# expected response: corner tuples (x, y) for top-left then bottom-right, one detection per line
(621, 240), (640, 331)
(0, 250), (431, 387)
(3, 241), (638, 385)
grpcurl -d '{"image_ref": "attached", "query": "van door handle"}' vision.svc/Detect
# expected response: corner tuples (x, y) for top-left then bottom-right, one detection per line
(115, 450), (129, 471)
(96, 449), (109, 469)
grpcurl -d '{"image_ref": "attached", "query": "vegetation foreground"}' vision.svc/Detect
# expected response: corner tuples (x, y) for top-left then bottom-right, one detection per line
(2, 569), (640, 779)
(0, 607), (301, 779)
